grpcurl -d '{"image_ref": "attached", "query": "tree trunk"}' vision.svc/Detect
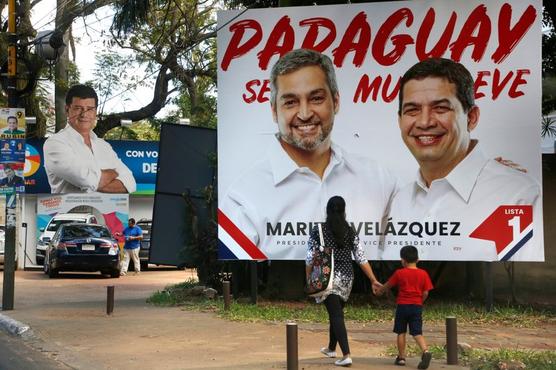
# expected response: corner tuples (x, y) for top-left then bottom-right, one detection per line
(54, 0), (72, 132)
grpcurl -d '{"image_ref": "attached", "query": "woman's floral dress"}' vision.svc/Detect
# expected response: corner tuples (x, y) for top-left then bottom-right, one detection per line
(306, 224), (367, 303)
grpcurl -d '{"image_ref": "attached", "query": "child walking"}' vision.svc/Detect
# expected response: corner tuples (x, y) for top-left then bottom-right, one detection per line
(378, 245), (433, 369)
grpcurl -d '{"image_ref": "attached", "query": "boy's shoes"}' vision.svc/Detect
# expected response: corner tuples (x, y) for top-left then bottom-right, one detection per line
(320, 347), (337, 358)
(394, 356), (406, 366)
(417, 351), (432, 369)
(334, 356), (352, 367)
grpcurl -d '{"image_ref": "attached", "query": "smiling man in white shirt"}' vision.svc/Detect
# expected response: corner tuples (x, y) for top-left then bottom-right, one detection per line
(44, 85), (136, 194)
(384, 58), (542, 262)
(220, 49), (397, 259)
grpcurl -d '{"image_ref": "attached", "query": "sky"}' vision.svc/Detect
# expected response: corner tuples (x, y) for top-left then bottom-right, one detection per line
(30, 1), (176, 117)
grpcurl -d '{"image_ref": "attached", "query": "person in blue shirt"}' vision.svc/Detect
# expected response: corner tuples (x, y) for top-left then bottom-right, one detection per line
(119, 218), (143, 275)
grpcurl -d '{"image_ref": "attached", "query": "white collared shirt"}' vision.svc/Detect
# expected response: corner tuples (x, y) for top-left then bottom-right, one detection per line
(44, 125), (136, 194)
(220, 137), (397, 259)
(385, 142), (542, 261)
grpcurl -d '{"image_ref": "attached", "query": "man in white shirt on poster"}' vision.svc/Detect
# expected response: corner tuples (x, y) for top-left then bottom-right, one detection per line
(384, 58), (542, 262)
(44, 84), (136, 194)
(220, 49), (397, 259)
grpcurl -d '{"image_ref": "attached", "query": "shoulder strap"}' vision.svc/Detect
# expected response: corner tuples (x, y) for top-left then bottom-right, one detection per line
(318, 223), (325, 246)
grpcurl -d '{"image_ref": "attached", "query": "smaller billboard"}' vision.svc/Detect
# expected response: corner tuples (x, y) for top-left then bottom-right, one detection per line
(25, 139), (159, 195)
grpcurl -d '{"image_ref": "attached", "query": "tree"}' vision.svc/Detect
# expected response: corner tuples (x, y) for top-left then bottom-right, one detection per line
(98, 0), (218, 134)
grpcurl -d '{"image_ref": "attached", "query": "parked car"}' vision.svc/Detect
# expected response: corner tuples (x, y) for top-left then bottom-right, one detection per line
(135, 218), (151, 270)
(43, 223), (120, 278)
(36, 213), (98, 265)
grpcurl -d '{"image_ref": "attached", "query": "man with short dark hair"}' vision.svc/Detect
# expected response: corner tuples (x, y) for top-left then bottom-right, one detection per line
(384, 58), (541, 261)
(44, 84), (136, 194)
(119, 218), (143, 275)
(221, 49), (397, 259)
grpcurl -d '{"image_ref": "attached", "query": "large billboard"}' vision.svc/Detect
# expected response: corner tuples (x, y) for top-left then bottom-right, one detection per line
(25, 139), (159, 195)
(217, 0), (543, 261)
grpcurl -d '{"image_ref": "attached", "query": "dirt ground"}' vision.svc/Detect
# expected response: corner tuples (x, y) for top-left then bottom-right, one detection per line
(1, 269), (554, 369)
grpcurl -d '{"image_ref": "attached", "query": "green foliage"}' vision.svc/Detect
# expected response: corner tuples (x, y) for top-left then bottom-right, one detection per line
(385, 344), (445, 359)
(182, 182), (222, 289)
(543, 9), (556, 115)
(542, 116), (556, 138)
(86, 51), (146, 115)
(109, 0), (218, 126)
(464, 348), (556, 370)
(112, 0), (157, 37)
(385, 345), (556, 370)
(104, 120), (160, 140)
(148, 278), (203, 305)
(148, 288), (556, 328)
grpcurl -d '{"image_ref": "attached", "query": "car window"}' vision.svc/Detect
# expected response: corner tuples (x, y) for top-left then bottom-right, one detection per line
(47, 219), (86, 232)
(62, 225), (111, 239)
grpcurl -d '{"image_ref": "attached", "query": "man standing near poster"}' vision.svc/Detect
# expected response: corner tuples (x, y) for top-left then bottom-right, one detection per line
(43, 84), (136, 194)
(119, 218), (143, 275)
(384, 58), (542, 261)
(220, 49), (397, 258)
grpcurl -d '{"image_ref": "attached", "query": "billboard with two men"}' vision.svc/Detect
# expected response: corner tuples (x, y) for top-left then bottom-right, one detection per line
(217, 0), (544, 261)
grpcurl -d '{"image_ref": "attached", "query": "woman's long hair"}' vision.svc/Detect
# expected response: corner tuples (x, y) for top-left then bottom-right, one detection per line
(325, 196), (351, 247)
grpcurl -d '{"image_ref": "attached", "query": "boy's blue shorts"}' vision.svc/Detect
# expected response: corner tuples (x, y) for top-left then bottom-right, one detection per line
(393, 304), (423, 336)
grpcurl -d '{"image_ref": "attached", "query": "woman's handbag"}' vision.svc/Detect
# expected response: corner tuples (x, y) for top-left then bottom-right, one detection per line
(305, 224), (334, 298)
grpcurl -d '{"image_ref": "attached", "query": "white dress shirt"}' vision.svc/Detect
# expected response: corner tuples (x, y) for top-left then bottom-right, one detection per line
(44, 125), (136, 194)
(384, 142), (543, 261)
(220, 137), (397, 260)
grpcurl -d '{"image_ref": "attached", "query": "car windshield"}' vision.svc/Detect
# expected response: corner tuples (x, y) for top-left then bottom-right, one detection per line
(62, 225), (111, 239)
(47, 219), (85, 231)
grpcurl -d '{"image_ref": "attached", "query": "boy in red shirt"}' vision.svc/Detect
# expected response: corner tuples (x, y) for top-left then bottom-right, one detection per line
(378, 245), (433, 369)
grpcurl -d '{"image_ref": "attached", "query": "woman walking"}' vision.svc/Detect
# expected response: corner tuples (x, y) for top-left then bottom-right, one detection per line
(306, 196), (381, 367)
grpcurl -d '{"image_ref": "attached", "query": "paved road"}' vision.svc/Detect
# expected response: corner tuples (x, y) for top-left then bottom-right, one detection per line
(0, 330), (71, 370)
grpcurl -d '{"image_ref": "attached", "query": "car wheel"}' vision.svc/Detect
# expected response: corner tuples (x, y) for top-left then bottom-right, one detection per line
(36, 257), (44, 266)
(110, 269), (120, 278)
(47, 258), (58, 278)
(43, 256), (49, 275)
(140, 261), (148, 271)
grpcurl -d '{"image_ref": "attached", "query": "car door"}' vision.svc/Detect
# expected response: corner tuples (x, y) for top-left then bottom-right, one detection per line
(47, 227), (63, 263)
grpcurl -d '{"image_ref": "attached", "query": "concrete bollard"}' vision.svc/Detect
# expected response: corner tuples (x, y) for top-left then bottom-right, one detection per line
(446, 316), (458, 364)
(223, 281), (231, 310)
(286, 322), (298, 370)
(107, 286), (115, 315)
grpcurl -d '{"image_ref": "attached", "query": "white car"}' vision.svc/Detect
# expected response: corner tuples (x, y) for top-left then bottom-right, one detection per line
(36, 213), (98, 265)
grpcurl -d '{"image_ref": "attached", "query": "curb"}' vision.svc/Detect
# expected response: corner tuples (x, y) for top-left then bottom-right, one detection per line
(0, 313), (32, 337)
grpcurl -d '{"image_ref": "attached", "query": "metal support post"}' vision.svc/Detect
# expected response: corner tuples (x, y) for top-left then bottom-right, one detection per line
(223, 280), (231, 310)
(286, 323), (298, 370)
(250, 260), (257, 305)
(446, 316), (458, 365)
(106, 286), (115, 315)
(484, 262), (493, 312)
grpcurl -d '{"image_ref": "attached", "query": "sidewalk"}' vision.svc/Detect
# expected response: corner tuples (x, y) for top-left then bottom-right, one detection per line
(1, 269), (554, 369)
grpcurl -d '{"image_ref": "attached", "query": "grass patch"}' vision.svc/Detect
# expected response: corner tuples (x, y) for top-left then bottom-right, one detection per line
(464, 348), (556, 370)
(148, 283), (555, 328)
(384, 345), (556, 370)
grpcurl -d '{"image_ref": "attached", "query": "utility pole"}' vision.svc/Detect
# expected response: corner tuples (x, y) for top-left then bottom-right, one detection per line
(2, 0), (19, 311)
